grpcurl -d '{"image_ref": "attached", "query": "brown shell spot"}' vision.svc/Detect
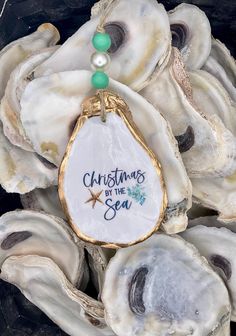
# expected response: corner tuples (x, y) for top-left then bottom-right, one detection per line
(104, 22), (127, 54)
(171, 23), (190, 51)
(1, 231), (32, 250)
(210, 254), (232, 280)
(40, 142), (59, 163)
(84, 312), (106, 329)
(175, 126), (194, 153)
(129, 266), (148, 316)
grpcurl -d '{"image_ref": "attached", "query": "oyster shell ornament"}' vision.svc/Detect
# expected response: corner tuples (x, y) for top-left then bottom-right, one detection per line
(59, 91), (166, 247)
(58, 20), (167, 247)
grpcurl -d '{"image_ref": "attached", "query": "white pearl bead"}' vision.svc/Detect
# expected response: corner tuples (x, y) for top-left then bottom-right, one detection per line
(91, 52), (110, 71)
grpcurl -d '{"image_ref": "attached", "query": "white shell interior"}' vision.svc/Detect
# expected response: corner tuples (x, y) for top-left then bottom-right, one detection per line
(0, 210), (83, 285)
(169, 3), (211, 70)
(61, 113), (164, 245)
(181, 225), (236, 321)
(102, 234), (230, 336)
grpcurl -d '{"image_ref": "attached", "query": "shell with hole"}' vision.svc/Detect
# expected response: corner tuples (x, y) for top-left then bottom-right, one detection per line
(181, 225), (236, 321)
(141, 48), (236, 178)
(102, 234), (231, 336)
(0, 210), (85, 287)
(168, 3), (211, 70)
(0, 122), (57, 194)
(20, 70), (192, 234)
(0, 46), (59, 151)
(0, 255), (115, 336)
(0, 23), (60, 100)
(34, 0), (171, 91)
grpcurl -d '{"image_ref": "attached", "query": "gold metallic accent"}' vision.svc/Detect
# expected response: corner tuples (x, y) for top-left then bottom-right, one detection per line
(98, 90), (106, 122)
(58, 90), (167, 249)
(85, 189), (104, 209)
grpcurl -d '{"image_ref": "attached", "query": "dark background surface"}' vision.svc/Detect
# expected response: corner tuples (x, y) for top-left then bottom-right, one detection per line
(0, 0), (235, 335)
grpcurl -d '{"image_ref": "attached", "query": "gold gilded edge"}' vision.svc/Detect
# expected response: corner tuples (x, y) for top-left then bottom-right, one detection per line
(58, 90), (167, 249)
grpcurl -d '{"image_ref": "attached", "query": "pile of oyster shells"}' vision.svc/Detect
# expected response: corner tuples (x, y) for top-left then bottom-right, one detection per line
(0, 0), (236, 335)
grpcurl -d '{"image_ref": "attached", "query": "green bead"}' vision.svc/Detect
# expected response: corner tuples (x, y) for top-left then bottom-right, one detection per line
(91, 71), (109, 89)
(92, 32), (111, 52)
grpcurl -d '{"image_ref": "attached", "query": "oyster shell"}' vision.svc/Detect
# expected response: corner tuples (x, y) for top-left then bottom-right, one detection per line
(0, 210), (84, 286)
(189, 70), (236, 135)
(20, 186), (66, 219)
(0, 122), (57, 194)
(34, 0), (171, 91)
(0, 255), (115, 336)
(20, 70), (192, 234)
(85, 244), (108, 298)
(181, 225), (236, 321)
(202, 38), (236, 102)
(102, 234), (231, 336)
(0, 23), (59, 100)
(203, 56), (236, 102)
(0, 47), (58, 151)
(59, 91), (166, 247)
(191, 175), (236, 222)
(169, 3), (211, 70)
(141, 48), (236, 178)
(210, 38), (236, 87)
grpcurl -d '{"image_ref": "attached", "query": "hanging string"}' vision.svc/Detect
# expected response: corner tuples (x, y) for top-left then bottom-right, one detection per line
(96, 0), (118, 33)
(92, 0), (118, 122)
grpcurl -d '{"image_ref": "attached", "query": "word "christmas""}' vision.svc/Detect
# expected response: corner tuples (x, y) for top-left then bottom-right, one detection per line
(83, 168), (146, 188)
